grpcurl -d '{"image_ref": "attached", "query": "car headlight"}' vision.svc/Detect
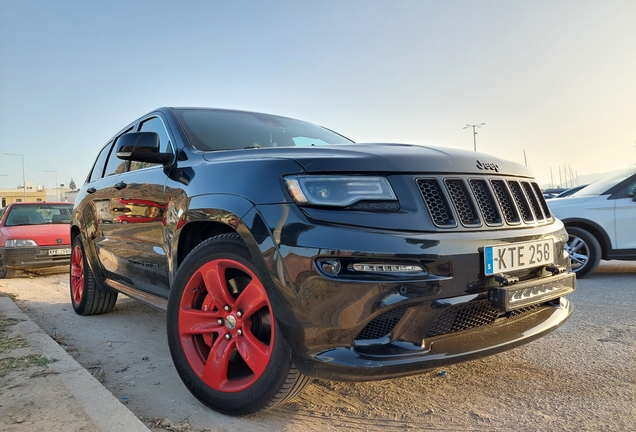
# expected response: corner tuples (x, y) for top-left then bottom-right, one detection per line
(5, 239), (38, 247)
(285, 175), (397, 207)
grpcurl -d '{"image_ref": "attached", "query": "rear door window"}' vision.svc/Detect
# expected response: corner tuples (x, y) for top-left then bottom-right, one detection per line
(104, 128), (133, 177)
(88, 143), (113, 183)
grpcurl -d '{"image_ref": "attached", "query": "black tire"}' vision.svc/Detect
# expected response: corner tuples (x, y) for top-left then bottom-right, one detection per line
(565, 226), (601, 278)
(70, 235), (118, 315)
(166, 233), (311, 415)
(0, 255), (16, 278)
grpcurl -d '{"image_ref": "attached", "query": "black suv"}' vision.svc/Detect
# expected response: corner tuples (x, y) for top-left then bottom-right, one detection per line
(71, 107), (575, 415)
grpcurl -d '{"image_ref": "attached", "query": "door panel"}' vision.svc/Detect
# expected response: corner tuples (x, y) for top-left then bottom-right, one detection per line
(614, 197), (636, 249)
(105, 167), (170, 297)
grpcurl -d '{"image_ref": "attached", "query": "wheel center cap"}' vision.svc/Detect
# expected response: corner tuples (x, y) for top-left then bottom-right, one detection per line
(225, 315), (237, 330)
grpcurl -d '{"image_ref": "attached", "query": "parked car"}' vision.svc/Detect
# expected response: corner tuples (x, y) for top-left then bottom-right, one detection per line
(0, 202), (73, 278)
(551, 184), (588, 199)
(548, 166), (636, 277)
(542, 188), (565, 199)
(71, 107), (576, 415)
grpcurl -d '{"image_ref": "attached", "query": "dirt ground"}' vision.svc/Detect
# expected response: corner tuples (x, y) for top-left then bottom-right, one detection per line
(0, 263), (634, 431)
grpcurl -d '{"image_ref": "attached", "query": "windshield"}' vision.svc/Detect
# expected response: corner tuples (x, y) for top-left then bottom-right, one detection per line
(5, 204), (73, 226)
(574, 166), (636, 196)
(173, 109), (354, 151)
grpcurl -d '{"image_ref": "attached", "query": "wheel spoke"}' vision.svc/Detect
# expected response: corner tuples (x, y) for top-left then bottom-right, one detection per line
(202, 337), (234, 389)
(235, 280), (268, 317)
(71, 262), (83, 278)
(570, 252), (588, 263)
(569, 238), (585, 254)
(71, 246), (84, 303)
(199, 261), (236, 309)
(236, 331), (270, 377)
(179, 307), (223, 336)
(71, 278), (83, 303)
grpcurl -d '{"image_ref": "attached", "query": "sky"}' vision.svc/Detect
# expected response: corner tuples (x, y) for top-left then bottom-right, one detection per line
(1, 0), (635, 194)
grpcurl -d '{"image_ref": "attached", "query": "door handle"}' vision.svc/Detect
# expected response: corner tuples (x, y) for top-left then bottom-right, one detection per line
(87, 187), (96, 194)
(114, 181), (127, 190)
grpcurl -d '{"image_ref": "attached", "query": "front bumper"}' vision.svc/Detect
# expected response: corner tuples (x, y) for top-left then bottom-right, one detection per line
(248, 203), (576, 381)
(0, 246), (71, 269)
(301, 296), (573, 381)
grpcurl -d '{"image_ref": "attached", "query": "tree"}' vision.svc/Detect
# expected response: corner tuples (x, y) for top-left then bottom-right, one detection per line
(69, 178), (77, 191)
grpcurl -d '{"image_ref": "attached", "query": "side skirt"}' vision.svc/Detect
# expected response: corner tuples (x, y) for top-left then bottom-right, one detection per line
(104, 278), (168, 311)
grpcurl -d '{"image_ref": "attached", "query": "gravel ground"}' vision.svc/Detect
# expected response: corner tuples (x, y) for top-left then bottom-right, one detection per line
(0, 261), (634, 431)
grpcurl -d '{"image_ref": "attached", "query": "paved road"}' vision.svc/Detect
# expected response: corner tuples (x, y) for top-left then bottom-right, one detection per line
(0, 261), (634, 431)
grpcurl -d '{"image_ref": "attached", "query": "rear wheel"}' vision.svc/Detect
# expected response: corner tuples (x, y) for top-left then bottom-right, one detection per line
(166, 233), (311, 415)
(70, 235), (118, 315)
(0, 255), (16, 279)
(565, 226), (601, 278)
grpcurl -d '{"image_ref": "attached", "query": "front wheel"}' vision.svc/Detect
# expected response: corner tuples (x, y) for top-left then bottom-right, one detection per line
(0, 255), (16, 278)
(166, 233), (311, 415)
(564, 226), (601, 278)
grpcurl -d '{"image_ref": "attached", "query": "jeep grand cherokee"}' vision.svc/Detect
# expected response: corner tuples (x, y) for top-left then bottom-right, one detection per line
(70, 107), (575, 415)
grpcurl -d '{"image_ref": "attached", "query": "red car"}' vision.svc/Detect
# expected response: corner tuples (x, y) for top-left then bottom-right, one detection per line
(0, 202), (74, 278)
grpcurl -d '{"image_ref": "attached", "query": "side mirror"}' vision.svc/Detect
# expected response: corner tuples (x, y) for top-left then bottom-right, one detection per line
(116, 132), (173, 165)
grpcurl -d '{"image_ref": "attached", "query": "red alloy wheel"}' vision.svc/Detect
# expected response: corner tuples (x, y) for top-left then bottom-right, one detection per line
(70, 244), (85, 305)
(178, 258), (274, 393)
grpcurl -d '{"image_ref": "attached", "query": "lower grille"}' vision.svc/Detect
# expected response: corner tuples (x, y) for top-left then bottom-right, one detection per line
(427, 301), (499, 337)
(426, 300), (542, 338)
(355, 306), (408, 340)
(509, 304), (540, 317)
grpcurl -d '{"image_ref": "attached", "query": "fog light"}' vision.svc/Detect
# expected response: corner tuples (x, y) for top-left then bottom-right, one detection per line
(351, 263), (425, 273)
(322, 260), (341, 275)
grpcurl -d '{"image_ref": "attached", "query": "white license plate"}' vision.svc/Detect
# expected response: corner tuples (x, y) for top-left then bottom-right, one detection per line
(484, 239), (555, 276)
(48, 248), (71, 256)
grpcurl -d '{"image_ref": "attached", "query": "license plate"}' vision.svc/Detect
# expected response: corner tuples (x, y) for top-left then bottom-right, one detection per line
(48, 248), (71, 256)
(484, 239), (555, 276)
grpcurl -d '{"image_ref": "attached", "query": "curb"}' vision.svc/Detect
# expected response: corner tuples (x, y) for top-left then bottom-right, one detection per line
(0, 296), (150, 432)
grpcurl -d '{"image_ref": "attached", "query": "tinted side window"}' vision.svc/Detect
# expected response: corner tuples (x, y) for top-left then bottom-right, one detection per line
(130, 117), (172, 172)
(104, 128), (133, 177)
(88, 143), (113, 183)
(139, 117), (171, 152)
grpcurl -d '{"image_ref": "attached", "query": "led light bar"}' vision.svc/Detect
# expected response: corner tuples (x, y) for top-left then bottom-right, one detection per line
(490, 272), (576, 311)
(351, 263), (425, 273)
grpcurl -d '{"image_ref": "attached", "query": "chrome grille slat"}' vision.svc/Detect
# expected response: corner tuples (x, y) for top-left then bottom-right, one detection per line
(521, 181), (544, 221)
(469, 179), (502, 226)
(444, 179), (481, 227)
(507, 180), (534, 222)
(416, 179), (456, 227)
(490, 179), (521, 224)
(416, 176), (553, 229)
(532, 182), (552, 219)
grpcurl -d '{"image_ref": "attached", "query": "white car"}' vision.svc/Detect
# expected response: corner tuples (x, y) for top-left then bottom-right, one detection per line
(548, 166), (636, 277)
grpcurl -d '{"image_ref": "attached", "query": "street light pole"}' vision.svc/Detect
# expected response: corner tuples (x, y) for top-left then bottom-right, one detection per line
(463, 123), (486, 152)
(3, 153), (26, 201)
(44, 170), (59, 201)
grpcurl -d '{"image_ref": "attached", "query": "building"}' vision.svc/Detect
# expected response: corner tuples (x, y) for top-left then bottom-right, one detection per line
(0, 182), (47, 207)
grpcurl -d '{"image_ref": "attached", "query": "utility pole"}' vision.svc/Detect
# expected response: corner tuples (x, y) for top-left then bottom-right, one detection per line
(463, 123), (485, 151)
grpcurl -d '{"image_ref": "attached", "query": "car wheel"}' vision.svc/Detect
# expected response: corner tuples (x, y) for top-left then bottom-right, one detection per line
(0, 255), (16, 278)
(70, 235), (118, 315)
(166, 233), (311, 415)
(564, 226), (601, 278)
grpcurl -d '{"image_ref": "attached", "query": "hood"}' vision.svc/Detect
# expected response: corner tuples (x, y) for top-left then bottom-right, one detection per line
(547, 194), (604, 220)
(1, 224), (71, 246)
(547, 195), (598, 209)
(203, 143), (533, 177)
